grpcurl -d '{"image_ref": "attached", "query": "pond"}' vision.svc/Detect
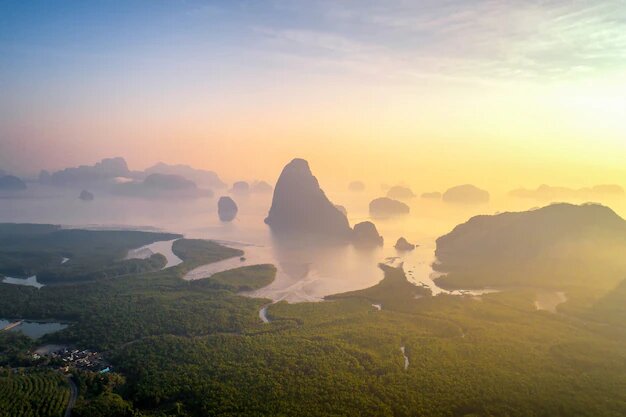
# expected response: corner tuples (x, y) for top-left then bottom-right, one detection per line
(0, 319), (68, 339)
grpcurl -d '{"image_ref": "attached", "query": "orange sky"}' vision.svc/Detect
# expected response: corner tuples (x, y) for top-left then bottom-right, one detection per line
(1, 1), (625, 192)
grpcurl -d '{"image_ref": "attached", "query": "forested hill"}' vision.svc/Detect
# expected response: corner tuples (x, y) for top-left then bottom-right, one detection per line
(434, 203), (626, 289)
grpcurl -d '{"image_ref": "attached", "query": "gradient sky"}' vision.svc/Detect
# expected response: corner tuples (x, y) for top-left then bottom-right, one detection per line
(1, 0), (625, 190)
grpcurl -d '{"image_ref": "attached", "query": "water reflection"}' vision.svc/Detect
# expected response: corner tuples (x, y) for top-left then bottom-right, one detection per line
(126, 239), (183, 268)
(185, 237), (385, 302)
(0, 319), (67, 339)
(185, 234), (499, 302)
(2, 186), (624, 302)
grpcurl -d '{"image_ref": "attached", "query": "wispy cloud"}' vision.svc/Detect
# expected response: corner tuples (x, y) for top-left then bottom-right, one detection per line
(255, 0), (626, 84)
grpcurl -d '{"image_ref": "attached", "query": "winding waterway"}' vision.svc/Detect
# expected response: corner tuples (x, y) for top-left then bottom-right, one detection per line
(126, 239), (183, 269)
(2, 275), (45, 289)
(259, 305), (271, 323)
(185, 240), (499, 302)
(0, 188), (552, 303)
(400, 346), (409, 370)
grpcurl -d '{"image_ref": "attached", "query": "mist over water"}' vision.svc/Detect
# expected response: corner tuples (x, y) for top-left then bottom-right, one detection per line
(1, 183), (625, 302)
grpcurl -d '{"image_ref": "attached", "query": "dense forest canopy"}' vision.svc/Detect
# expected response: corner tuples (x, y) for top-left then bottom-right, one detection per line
(0, 220), (624, 416)
(0, 224), (181, 283)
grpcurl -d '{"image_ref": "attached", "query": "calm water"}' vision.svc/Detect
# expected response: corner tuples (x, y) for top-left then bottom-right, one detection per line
(2, 275), (45, 289)
(0, 319), (68, 339)
(126, 239), (183, 268)
(2, 184), (625, 302)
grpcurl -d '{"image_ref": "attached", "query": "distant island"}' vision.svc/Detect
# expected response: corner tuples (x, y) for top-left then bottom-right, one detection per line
(421, 191), (442, 199)
(144, 162), (225, 189)
(442, 184), (490, 204)
(394, 237), (416, 251)
(218, 196), (238, 222)
(112, 173), (213, 199)
(352, 221), (383, 247)
(386, 186), (415, 200)
(348, 180), (365, 192)
(369, 197), (410, 218)
(79, 190), (94, 201)
(510, 184), (625, 201)
(251, 180), (273, 193)
(39, 157), (132, 187)
(231, 181), (250, 194)
(37, 158), (224, 200)
(0, 175), (27, 191)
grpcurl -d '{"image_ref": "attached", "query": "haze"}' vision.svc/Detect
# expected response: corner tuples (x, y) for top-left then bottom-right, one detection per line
(2, 0), (626, 192)
(3, 2), (626, 416)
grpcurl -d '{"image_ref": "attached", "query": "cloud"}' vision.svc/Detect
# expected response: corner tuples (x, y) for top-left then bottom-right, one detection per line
(257, 0), (626, 83)
(254, 27), (367, 55)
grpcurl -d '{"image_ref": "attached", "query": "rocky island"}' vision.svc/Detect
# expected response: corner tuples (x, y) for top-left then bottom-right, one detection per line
(145, 162), (225, 189)
(352, 221), (383, 247)
(231, 181), (250, 194)
(394, 237), (416, 251)
(40, 157), (131, 187)
(265, 159), (352, 239)
(113, 173), (212, 198)
(251, 181), (273, 193)
(79, 190), (94, 201)
(442, 184), (490, 204)
(218, 196), (238, 222)
(386, 186), (415, 200)
(0, 175), (27, 191)
(369, 197), (410, 218)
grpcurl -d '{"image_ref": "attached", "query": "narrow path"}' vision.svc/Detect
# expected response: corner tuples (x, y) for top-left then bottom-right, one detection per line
(400, 346), (409, 370)
(64, 375), (78, 417)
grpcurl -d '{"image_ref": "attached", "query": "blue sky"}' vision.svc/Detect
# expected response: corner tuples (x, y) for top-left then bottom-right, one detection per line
(3, 0), (625, 90)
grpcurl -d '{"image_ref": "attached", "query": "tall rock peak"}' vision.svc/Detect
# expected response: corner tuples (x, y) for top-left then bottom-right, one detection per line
(265, 158), (351, 239)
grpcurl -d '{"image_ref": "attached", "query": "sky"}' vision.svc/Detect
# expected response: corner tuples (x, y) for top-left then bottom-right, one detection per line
(1, 0), (625, 190)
